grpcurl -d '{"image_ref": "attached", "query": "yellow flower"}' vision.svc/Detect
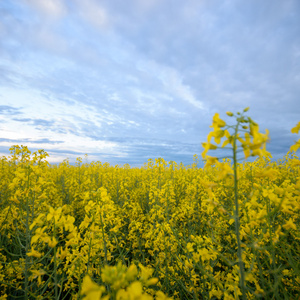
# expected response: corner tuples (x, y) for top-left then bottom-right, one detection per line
(255, 167), (278, 179)
(101, 261), (127, 289)
(156, 291), (172, 300)
(127, 281), (143, 297)
(47, 207), (62, 223)
(116, 289), (128, 300)
(198, 248), (211, 262)
(203, 156), (218, 169)
(30, 214), (46, 230)
(291, 121), (300, 134)
(64, 215), (75, 232)
(186, 242), (194, 253)
(30, 269), (46, 286)
(126, 264), (138, 282)
(117, 281), (153, 300)
(138, 263), (154, 282)
(209, 288), (223, 299)
(282, 218), (297, 231)
(31, 226), (49, 244)
(145, 277), (158, 287)
(207, 129), (225, 144)
(57, 247), (68, 260)
(210, 113), (226, 130)
(216, 162), (234, 180)
(47, 236), (58, 248)
(221, 130), (233, 148)
(289, 139), (300, 153)
(27, 248), (42, 258)
(202, 142), (218, 158)
(81, 275), (105, 300)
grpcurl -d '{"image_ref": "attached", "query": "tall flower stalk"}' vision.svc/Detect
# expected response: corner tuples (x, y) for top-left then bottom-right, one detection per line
(202, 107), (270, 299)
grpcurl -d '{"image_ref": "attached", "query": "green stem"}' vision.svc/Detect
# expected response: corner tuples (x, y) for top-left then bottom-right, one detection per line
(232, 122), (246, 300)
(99, 209), (108, 265)
(53, 222), (58, 300)
(24, 195), (29, 300)
(24, 167), (32, 300)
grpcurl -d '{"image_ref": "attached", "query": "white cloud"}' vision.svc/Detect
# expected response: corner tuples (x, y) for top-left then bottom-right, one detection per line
(164, 70), (204, 110)
(75, 0), (109, 29)
(0, 135), (122, 164)
(7, 1), (69, 55)
(0, 87), (125, 163)
(135, 60), (203, 109)
(24, 0), (66, 19)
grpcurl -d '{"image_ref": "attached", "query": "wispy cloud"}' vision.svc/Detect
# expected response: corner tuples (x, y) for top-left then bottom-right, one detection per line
(0, 105), (22, 115)
(0, 137), (63, 144)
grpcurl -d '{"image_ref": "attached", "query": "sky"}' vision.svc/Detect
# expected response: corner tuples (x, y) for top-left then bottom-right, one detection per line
(0, 0), (299, 166)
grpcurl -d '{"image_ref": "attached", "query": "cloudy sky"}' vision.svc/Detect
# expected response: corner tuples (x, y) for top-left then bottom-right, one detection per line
(0, 0), (299, 166)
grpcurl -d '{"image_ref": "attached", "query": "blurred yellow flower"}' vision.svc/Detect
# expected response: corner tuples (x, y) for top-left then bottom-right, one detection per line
(289, 139), (300, 153)
(81, 276), (105, 300)
(210, 113), (226, 130)
(291, 121), (300, 134)
(282, 218), (297, 231)
(202, 142), (218, 158)
(30, 269), (46, 286)
(27, 248), (42, 258)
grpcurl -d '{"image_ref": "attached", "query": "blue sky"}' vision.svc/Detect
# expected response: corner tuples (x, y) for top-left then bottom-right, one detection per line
(0, 0), (299, 166)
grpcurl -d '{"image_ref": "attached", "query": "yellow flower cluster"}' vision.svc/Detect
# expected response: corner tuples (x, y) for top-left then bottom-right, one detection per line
(81, 262), (169, 300)
(290, 121), (300, 153)
(0, 112), (299, 299)
(202, 108), (270, 166)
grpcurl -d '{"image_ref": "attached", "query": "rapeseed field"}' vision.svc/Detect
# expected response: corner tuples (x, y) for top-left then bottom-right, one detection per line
(0, 109), (299, 299)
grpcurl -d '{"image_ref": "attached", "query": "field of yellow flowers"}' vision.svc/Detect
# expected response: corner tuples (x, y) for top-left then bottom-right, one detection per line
(0, 109), (299, 299)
